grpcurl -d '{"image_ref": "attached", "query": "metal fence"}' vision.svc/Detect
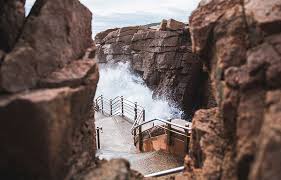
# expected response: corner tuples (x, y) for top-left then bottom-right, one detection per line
(94, 95), (192, 177)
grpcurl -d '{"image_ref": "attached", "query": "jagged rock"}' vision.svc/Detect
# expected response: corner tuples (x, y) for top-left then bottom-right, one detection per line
(249, 90), (281, 180)
(0, 0), (25, 52)
(0, 0), (103, 179)
(187, 108), (226, 179)
(0, 86), (97, 180)
(187, 0), (281, 179)
(0, 0), (92, 93)
(158, 19), (168, 31)
(119, 26), (140, 36)
(39, 59), (98, 88)
(245, 0), (281, 34)
(95, 28), (119, 44)
(71, 159), (143, 180)
(83, 44), (97, 59)
(96, 24), (216, 117)
(166, 19), (186, 31)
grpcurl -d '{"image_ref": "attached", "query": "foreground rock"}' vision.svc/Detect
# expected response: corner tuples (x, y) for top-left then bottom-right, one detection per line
(96, 20), (217, 117)
(0, 0), (92, 93)
(0, 54), (99, 179)
(0, 0), (25, 52)
(0, 0), (144, 179)
(39, 60), (98, 88)
(71, 159), (143, 180)
(0, 86), (97, 179)
(184, 0), (281, 179)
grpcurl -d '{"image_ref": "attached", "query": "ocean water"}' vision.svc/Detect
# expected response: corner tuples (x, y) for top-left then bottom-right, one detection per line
(95, 62), (183, 121)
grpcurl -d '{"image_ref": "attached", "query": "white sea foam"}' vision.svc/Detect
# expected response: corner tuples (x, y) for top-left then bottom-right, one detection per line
(95, 62), (183, 120)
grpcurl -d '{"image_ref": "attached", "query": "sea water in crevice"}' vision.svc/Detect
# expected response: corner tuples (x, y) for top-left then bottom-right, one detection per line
(95, 62), (183, 120)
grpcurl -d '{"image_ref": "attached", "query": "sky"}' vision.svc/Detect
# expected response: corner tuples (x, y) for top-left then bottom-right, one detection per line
(25, 0), (201, 36)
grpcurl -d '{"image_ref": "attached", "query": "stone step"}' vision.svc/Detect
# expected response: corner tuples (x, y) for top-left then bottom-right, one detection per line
(95, 112), (183, 175)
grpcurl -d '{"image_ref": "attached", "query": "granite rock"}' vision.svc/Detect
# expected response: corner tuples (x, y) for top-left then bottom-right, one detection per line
(186, 0), (281, 179)
(96, 25), (216, 118)
(0, 0), (93, 93)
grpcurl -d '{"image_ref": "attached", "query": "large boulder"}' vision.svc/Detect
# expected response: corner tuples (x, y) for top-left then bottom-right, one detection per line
(158, 19), (168, 31)
(0, 0), (92, 93)
(166, 19), (186, 31)
(0, 85), (97, 180)
(0, 0), (25, 52)
(186, 0), (281, 179)
(95, 28), (119, 45)
(0, 0), (102, 179)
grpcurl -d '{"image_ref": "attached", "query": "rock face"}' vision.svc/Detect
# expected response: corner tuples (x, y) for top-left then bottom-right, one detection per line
(186, 108), (226, 179)
(0, 86), (97, 180)
(184, 0), (281, 179)
(0, 0), (143, 179)
(0, 0), (101, 179)
(0, 0), (93, 93)
(96, 22), (216, 117)
(0, 0), (25, 52)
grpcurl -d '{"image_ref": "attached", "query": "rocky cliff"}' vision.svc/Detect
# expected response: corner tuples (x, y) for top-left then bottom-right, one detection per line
(0, 0), (143, 179)
(96, 19), (217, 118)
(0, 0), (99, 179)
(183, 0), (281, 179)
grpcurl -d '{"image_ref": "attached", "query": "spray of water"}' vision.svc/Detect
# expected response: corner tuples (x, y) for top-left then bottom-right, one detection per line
(95, 62), (183, 120)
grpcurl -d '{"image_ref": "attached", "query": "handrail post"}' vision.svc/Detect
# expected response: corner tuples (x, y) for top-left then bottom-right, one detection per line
(138, 126), (143, 152)
(184, 124), (190, 154)
(110, 99), (113, 116)
(95, 99), (98, 111)
(134, 102), (138, 122)
(142, 109), (145, 122)
(96, 127), (101, 149)
(133, 128), (137, 145)
(101, 95), (104, 114)
(121, 96), (124, 117)
(167, 119), (172, 146)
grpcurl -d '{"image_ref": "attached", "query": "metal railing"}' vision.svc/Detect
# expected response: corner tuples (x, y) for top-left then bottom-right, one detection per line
(94, 95), (145, 124)
(131, 118), (191, 152)
(96, 127), (103, 149)
(94, 95), (191, 152)
(144, 166), (184, 177)
(94, 95), (192, 177)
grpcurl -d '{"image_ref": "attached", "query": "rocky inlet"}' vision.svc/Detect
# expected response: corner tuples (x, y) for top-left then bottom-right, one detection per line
(0, 0), (280, 179)
(95, 19), (217, 118)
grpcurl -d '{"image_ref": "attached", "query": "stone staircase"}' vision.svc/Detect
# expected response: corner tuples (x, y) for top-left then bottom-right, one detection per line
(95, 112), (183, 175)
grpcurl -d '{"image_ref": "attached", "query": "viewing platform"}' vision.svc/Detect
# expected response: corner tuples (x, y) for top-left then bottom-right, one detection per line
(94, 95), (191, 177)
